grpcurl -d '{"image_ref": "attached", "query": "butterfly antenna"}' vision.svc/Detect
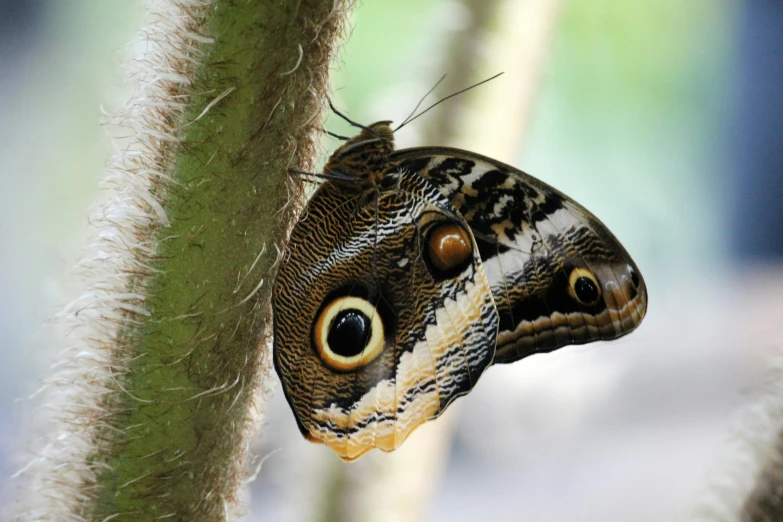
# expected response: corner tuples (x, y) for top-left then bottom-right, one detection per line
(394, 72), (505, 132)
(328, 98), (382, 138)
(288, 168), (355, 182)
(323, 128), (351, 140)
(397, 73), (447, 130)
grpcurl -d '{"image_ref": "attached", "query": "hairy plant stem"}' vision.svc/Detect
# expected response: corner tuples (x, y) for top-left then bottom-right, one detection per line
(18, 1), (352, 520)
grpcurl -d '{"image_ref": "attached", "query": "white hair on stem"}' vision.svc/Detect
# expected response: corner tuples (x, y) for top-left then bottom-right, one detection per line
(13, 1), (214, 520)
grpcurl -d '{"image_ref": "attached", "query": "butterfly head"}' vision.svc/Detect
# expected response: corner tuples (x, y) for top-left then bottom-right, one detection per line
(324, 121), (396, 184)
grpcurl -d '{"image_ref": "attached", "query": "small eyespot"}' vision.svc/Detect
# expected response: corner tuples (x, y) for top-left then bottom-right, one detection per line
(424, 222), (474, 280)
(313, 296), (385, 372)
(627, 264), (640, 288)
(568, 267), (602, 306)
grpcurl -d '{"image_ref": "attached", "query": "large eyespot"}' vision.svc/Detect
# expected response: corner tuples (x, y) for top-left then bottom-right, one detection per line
(423, 222), (474, 280)
(568, 267), (602, 306)
(313, 296), (385, 372)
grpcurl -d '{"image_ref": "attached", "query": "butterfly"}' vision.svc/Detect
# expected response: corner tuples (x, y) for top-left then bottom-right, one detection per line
(272, 105), (647, 461)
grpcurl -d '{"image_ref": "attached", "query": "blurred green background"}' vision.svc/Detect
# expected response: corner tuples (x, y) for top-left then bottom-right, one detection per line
(2, 1), (780, 521)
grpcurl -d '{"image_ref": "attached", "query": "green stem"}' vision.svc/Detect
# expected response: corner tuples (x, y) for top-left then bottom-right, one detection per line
(20, 1), (352, 520)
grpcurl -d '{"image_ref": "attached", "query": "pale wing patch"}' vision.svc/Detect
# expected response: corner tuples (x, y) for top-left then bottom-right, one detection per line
(309, 273), (494, 461)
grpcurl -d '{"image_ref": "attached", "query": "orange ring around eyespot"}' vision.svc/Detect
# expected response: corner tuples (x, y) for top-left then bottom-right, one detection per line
(313, 296), (385, 372)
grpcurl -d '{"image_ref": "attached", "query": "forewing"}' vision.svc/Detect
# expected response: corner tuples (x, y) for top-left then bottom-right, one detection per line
(393, 147), (648, 364)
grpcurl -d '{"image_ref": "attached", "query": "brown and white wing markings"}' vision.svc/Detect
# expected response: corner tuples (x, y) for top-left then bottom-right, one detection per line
(272, 170), (497, 461)
(392, 147), (648, 364)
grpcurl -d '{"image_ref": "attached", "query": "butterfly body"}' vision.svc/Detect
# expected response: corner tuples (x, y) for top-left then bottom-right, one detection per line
(273, 121), (646, 460)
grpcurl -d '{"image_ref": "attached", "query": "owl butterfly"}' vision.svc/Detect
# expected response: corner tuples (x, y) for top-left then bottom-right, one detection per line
(273, 102), (647, 461)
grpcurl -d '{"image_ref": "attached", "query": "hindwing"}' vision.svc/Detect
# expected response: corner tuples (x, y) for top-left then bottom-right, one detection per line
(273, 169), (498, 461)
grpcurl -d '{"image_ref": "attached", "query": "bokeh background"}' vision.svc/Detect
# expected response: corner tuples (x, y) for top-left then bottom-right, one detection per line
(1, 1), (781, 521)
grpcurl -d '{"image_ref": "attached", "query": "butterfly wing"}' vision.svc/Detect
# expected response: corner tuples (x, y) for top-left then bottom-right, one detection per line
(391, 147), (648, 364)
(273, 169), (498, 460)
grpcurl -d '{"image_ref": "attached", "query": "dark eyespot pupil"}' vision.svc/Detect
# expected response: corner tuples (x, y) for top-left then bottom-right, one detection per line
(327, 309), (371, 357)
(575, 277), (599, 304)
(629, 266), (640, 288)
